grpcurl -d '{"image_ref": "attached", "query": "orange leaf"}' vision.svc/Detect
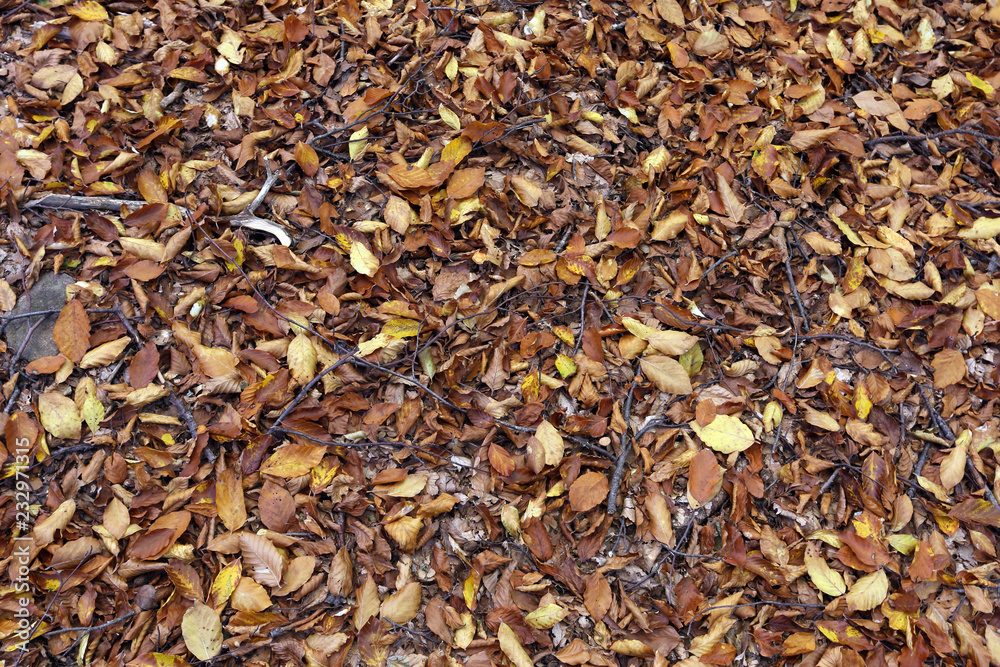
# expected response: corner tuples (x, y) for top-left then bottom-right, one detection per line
(446, 167), (485, 199)
(568, 471), (609, 512)
(294, 142), (319, 177)
(949, 498), (1000, 527)
(216, 468), (247, 532)
(54, 299), (90, 363)
(687, 449), (722, 506)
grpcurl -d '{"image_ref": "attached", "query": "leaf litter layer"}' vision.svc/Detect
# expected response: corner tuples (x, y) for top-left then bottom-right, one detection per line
(1, 0), (1000, 665)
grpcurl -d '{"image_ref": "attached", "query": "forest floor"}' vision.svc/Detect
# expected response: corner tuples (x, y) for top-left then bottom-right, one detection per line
(1, 0), (1000, 666)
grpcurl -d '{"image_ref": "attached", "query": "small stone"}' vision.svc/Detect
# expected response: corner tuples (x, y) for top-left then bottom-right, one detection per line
(133, 584), (159, 610)
(3, 273), (74, 362)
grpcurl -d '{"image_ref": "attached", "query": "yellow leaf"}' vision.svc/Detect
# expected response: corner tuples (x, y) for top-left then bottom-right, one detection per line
(917, 475), (950, 502)
(967, 72), (995, 96)
(350, 242), (379, 276)
(348, 127), (368, 161)
(259, 443), (326, 478)
(209, 560), (242, 611)
(38, 392), (81, 440)
(642, 146), (669, 174)
(75, 378), (105, 435)
(830, 214), (865, 246)
(526, 7), (545, 36)
(554, 354), (576, 378)
(887, 533), (918, 554)
(525, 603), (568, 629)
(651, 210), (688, 241)
(353, 575), (380, 630)
(762, 401), (782, 433)
(610, 640), (654, 657)
(678, 343), (703, 377)
(381, 319), (420, 338)
(498, 622), (534, 667)
(376, 474), (428, 498)
(438, 104), (461, 130)
(455, 612), (475, 648)
(181, 602), (223, 660)
(958, 217), (1000, 240)
(441, 135), (472, 165)
(463, 571), (479, 609)
(357, 332), (391, 356)
(804, 544), (846, 596)
(294, 142), (320, 176)
(690, 414), (754, 454)
(67, 1), (109, 21)
(844, 570), (888, 611)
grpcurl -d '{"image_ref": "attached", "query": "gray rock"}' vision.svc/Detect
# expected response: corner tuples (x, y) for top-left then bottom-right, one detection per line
(4, 273), (74, 362)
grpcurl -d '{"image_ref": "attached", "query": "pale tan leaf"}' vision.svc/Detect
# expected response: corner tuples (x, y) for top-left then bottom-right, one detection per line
(193, 345), (238, 378)
(534, 420), (564, 467)
(717, 176), (745, 223)
(621, 317), (698, 355)
(803, 405), (842, 432)
(640, 355), (693, 394)
(34, 499), (76, 548)
(939, 443), (966, 493)
(79, 336), (130, 369)
(646, 491), (673, 545)
(238, 533), (284, 588)
(103, 497), (130, 540)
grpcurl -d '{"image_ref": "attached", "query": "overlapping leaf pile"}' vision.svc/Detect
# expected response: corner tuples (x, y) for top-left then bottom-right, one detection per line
(2, 0), (1000, 665)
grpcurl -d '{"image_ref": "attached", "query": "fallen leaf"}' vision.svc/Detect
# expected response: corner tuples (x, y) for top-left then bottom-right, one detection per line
(182, 602), (223, 660)
(38, 392), (81, 440)
(690, 414), (754, 454)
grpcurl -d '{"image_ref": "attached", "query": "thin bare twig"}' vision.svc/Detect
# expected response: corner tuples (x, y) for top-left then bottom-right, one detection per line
(607, 373), (639, 515)
(784, 231), (809, 327)
(41, 610), (136, 638)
